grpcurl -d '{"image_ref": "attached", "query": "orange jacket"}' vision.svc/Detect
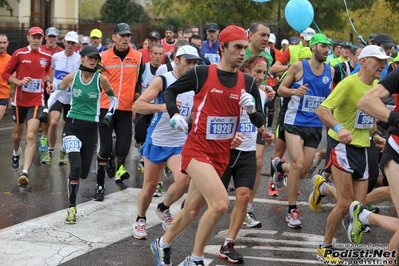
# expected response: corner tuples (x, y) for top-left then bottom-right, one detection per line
(0, 52), (11, 99)
(100, 48), (141, 111)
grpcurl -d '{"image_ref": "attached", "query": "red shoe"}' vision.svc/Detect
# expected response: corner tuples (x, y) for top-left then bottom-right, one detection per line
(268, 181), (278, 196)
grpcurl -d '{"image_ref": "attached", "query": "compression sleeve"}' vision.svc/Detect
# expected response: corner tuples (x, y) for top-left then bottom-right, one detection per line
(106, 89), (118, 113)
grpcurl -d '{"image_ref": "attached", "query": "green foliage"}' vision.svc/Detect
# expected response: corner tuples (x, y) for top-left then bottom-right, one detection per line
(100, 0), (150, 24)
(79, 0), (105, 22)
(0, 0), (19, 16)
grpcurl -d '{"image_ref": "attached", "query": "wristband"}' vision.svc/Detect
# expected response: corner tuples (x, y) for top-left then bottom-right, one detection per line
(372, 130), (382, 138)
(333, 123), (344, 133)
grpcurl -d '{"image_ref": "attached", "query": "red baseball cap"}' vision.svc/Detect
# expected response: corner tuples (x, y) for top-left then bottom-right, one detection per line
(28, 27), (44, 36)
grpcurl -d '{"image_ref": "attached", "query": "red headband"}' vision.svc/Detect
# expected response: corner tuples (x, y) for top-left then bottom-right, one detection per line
(256, 57), (267, 65)
(219, 25), (248, 44)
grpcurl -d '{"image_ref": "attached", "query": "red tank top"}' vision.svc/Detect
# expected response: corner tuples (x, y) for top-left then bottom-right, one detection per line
(182, 64), (246, 165)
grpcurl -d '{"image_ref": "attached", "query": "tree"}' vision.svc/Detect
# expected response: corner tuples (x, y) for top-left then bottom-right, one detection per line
(79, 0), (105, 22)
(100, 0), (150, 24)
(0, 0), (19, 16)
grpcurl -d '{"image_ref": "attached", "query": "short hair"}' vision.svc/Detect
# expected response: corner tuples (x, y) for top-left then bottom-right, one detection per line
(189, 26), (199, 30)
(0, 33), (8, 39)
(150, 43), (164, 53)
(189, 34), (202, 42)
(350, 46), (362, 55)
(248, 22), (269, 34)
(183, 29), (193, 35)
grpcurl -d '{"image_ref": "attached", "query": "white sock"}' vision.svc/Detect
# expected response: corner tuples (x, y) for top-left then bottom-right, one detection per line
(359, 209), (370, 225)
(224, 238), (235, 246)
(159, 236), (171, 248)
(190, 254), (204, 262)
(247, 203), (253, 213)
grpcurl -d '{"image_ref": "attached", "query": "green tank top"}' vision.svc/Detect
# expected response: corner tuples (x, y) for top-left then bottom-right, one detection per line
(67, 70), (102, 122)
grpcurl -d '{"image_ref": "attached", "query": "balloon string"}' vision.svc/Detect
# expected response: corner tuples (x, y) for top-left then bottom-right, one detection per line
(343, 0), (367, 45)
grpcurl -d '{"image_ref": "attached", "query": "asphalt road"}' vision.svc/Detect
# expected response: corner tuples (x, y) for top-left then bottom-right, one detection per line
(0, 106), (395, 266)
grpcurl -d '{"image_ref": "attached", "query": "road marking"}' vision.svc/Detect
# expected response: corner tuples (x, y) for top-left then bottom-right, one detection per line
(0, 126), (12, 131)
(0, 188), (184, 266)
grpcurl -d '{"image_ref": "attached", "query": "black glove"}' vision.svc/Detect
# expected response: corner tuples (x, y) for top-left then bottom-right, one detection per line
(388, 111), (399, 128)
(39, 108), (48, 124)
(99, 113), (112, 128)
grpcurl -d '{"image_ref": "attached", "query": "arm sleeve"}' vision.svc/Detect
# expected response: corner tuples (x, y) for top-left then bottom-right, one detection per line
(380, 67), (399, 95)
(165, 66), (205, 117)
(106, 89), (118, 113)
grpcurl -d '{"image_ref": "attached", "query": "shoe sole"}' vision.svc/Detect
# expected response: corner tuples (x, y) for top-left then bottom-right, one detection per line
(285, 218), (302, 229)
(133, 233), (147, 240)
(92, 197), (104, 201)
(243, 223), (262, 228)
(10, 164), (19, 171)
(58, 161), (67, 165)
(218, 253), (244, 264)
(18, 176), (29, 187)
(137, 166), (144, 173)
(268, 192), (278, 196)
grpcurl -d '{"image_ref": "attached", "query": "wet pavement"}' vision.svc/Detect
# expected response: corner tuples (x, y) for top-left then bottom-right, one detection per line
(0, 107), (394, 266)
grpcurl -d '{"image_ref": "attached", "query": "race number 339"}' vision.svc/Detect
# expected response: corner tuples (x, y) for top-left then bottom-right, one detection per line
(206, 116), (237, 140)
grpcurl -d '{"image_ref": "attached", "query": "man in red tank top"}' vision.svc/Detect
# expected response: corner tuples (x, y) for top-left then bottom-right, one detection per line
(150, 25), (265, 266)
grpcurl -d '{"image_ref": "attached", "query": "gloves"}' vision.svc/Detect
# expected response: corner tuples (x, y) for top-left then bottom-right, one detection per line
(99, 112), (112, 129)
(39, 108), (48, 124)
(239, 89), (256, 114)
(170, 114), (188, 133)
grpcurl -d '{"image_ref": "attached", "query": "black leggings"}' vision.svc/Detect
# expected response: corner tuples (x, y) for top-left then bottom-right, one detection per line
(98, 108), (133, 159)
(63, 117), (98, 181)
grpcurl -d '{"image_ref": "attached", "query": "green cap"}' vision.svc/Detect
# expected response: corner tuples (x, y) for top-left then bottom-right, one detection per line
(309, 33), (332, 46)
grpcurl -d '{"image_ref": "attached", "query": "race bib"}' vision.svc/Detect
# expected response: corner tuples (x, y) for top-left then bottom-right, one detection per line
(354, 110), (374, 129)
(206, 116), (237, 140)
(204, 53), (220, 64)
(302, 95), (325, 112)
(63, 135), (82, 153)
(236, 117), (256, 137)
(21, 78), (42, 93)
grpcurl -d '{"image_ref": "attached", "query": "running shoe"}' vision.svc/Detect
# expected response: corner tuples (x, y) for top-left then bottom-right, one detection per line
(115, 165), (130, 182)
(18, 172), (29, 187)
(348, 201), (364, 244)
(153, 182), (163, 197)
(137, 158), (144, 173)
(243, 212), (262, 228)
(365, 205), (380, 214)
(218, 242), (244, 264)
(164, 165), (172, 178)
(268, 181), (278, 196)
(183, 255), (204, 266)
(150, 238), (172, 266)
(39, 136), (48, 151)
(286, 209), (302, 229)
(308, 175), (326, 212)
(305, 152), (321, 179)
(41, 151), (53, 165)
(156, 207), (173, 231)
(272, 157), (285, 188)
(65, 206), (77, 224)
(11, 147), (22, 171)
(105, 156), (116, 179)
(133, 219), (147, 240)
(92, 185), (105, 201)
(58, 151), (67, 165)
(317, 245), (342, 265)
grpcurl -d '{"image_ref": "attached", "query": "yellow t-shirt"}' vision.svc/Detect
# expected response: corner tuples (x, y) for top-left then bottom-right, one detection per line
(321, 73), (378, 147)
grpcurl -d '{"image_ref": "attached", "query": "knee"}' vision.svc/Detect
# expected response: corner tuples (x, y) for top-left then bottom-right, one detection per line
(209, 198), (229, 214)
(290, 160), (304, 172)
(25, 131), (36, 142)
(335, 200), (352, 215)
(49, 118), (58, 128)
(174, 174), (190, 190)
(236, 189), (251, 205)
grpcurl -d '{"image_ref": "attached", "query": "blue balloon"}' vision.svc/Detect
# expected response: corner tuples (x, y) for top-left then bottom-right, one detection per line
(252, 0), (270, 2)
(285, 0), (314, 32)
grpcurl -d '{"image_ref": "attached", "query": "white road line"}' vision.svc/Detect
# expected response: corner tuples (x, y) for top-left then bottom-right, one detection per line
(0, 188), (184, 266)
(0, 126), (13, 131)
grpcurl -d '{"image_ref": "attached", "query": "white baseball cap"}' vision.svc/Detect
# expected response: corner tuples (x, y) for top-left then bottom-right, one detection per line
(176, 45), (201, 60)
(300, 27), (316, 41)
(64, 31), (79, 43)
(358, 45), (393, 60)
(281, 39), (289, 46)
(269, 33), (276, 44)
